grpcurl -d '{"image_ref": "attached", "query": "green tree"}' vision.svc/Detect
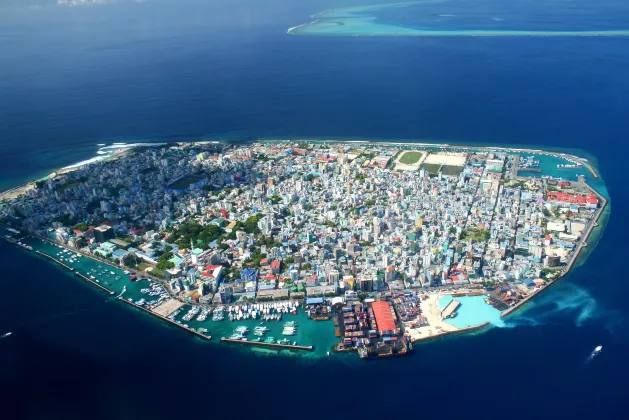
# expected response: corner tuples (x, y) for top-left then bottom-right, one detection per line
(157, 252), (175, 270)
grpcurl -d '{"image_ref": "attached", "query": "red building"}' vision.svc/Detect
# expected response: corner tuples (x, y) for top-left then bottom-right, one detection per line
(372, 301), (397, 335)
(546, 191), (599, 208)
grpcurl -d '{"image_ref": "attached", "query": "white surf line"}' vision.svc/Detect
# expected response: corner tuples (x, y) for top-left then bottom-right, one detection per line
(287, 21), (319, 34)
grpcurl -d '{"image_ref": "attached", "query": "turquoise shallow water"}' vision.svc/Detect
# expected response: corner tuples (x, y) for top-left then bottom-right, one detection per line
(15, 235), (338, 358)
(516, 152), (590, 180)
(438, 295), (505, 328)
(290, 0), (629, 36)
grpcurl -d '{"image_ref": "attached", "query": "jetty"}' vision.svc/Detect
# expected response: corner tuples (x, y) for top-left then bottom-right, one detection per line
(220, 337), (313, 351)
(36, 250), (73, 271)
(441, 299), (460, 319)
(118, 297), (212, 340)
(75, 272), (115, 295)
(34, 249), (114, 295)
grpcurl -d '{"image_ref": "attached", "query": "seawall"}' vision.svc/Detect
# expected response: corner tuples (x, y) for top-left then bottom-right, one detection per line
(501, 180), (607, 318)
(220, 337), (313, 351)
(410, 322), (491, 344)
(117, 297), (212, 340)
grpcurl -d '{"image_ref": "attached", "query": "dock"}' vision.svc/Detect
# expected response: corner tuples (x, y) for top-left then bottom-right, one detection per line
(34, 250), (115, 295)
(220, 337), (313, 351)
(75, 271), (115, 295)
(36, 250), (74, 271)
(518, 167), (542, 173)
(441, 299), (460, 319)
(118, 297), (212, 340)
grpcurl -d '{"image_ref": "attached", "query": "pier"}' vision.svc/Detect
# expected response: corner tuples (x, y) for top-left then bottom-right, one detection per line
(75, 271), (115, 295)
(36, 250), (74, 271)
(441, 299), (460, 319)
(34, 250), (116, 295)
(220, 337), (313, 351)
(118, 297), (212, 340)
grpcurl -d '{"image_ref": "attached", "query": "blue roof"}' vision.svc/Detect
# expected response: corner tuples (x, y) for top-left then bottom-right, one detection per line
(306, 297), (324, 305)
(112, 249), (127, 258)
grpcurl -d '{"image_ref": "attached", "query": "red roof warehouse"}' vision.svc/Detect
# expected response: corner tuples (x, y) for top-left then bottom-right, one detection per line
(372, 301), (397, 334)
(547, 191), (599, 206)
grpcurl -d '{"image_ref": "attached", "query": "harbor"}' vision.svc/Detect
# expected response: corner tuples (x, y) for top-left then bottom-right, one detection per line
(0, 226), (339, 357)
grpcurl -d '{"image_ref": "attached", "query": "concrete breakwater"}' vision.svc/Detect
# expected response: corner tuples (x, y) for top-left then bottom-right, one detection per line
(117, 297), (212, 340)
(35, 250), (115, 295)
(35, 250), (73, 271)
(74, 271), (115, 295)
(220, 337), (313, 351)
(409, 322), (491, 344)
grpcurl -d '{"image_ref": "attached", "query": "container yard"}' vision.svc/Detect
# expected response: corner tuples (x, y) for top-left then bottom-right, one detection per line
(334, 299), (410, 359)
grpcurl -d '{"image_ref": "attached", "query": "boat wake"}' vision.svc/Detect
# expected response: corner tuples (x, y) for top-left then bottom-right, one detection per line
(586, 345), (603, 363)
(0, 332), (12, 340)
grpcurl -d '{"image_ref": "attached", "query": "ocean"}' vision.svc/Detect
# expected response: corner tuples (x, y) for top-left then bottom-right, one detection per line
(1, 0), (629, 418)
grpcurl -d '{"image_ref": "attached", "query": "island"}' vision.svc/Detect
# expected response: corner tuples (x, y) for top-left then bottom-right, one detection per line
(0, 140), (607, 359)
(287, 1), (629, 37)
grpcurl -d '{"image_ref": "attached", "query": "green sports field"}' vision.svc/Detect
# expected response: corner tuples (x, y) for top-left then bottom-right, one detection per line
(398, 151), (423, 165)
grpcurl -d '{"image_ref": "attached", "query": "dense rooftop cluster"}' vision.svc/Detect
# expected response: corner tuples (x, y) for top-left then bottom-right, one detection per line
(0, 142), (601, 306)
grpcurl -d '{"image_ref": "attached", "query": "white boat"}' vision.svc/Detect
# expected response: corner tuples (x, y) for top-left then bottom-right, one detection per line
(0, 332), (12, 339)
(588, 345), (603, 361)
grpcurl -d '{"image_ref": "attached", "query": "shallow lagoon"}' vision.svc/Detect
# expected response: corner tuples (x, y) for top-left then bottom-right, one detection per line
(289, 0), (629, 36)
(438, 294), (505, 328)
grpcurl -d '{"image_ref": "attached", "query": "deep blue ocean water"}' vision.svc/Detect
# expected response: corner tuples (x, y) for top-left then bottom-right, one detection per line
(1, 0), (629, 418)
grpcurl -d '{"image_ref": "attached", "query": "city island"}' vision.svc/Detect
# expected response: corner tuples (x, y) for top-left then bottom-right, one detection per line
(0, 140), (607, 359)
